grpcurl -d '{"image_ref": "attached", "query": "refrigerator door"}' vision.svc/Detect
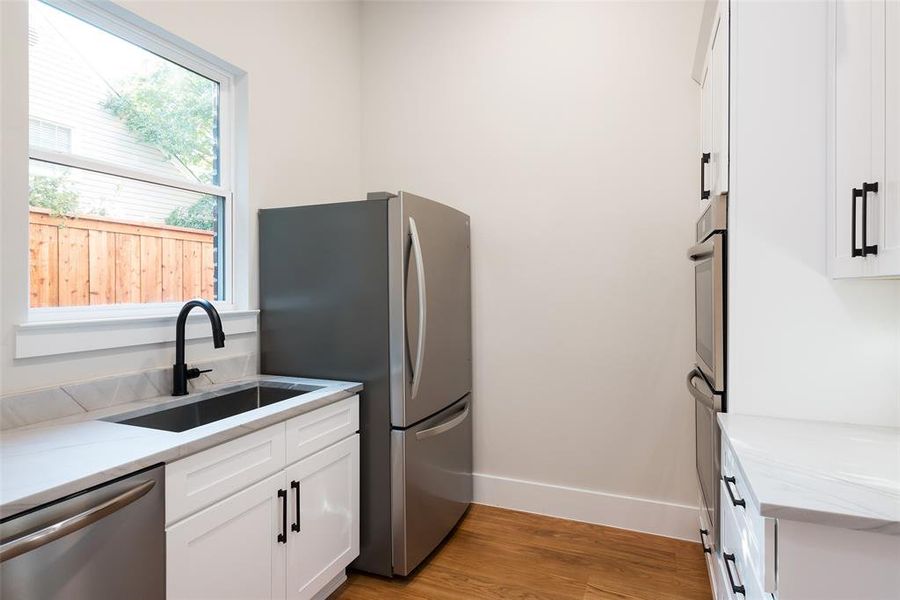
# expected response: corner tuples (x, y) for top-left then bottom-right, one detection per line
(391, 192), (472, 428)
(391, 395), (472, 576)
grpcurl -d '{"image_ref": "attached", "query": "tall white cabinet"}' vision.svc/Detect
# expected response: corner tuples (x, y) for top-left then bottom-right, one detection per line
(698, 0), (729, 205)
(830, 0), (900, 277)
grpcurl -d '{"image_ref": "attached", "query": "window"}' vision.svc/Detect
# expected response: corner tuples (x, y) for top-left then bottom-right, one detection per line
(27, 0), (232, 311)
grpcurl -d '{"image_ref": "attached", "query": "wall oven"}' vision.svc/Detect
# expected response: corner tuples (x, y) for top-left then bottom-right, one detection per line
(687, 193), (726, 552)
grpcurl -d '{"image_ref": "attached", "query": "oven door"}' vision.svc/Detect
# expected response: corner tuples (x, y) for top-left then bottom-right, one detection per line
(688, 233), (725, 393)
(688, 368), (722, 552)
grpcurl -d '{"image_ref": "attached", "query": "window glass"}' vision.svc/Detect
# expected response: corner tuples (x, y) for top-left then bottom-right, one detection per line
(28, 1), (227, 309)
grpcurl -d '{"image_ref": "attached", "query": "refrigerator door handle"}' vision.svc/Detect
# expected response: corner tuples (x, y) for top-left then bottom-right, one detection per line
(408, 216), (427, 400)
(415, 402), (470, 440)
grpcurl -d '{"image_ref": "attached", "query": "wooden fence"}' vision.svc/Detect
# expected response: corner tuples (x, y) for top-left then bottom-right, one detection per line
(29, 208), (215, 308)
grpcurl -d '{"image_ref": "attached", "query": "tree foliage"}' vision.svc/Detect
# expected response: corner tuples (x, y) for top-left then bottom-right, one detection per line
(102, 62), (217, 184)
(165, 195), (217, 231)
(29, 175), (79, 217)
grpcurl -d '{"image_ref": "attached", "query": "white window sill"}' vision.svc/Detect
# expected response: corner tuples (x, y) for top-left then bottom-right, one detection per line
(15, 309), (259, 359)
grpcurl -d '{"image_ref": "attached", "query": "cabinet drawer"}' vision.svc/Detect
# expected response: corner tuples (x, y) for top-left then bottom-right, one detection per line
(721, 486), (768, 600)
(285, 396), (359, 464)
(721, 442), (776, 594)
(166, 424), (286, 525)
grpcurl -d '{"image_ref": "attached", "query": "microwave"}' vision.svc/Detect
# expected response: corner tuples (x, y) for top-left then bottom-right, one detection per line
(689, 194), (726, 394)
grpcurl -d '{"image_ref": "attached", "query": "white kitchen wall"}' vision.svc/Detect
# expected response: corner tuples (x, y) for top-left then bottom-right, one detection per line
(361, 1), (703, 538)
(0, 0), (362, 394)
(729, 0), (900, 427)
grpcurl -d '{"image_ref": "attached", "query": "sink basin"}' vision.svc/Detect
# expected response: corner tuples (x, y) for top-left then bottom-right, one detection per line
(113, 383), (321, 432)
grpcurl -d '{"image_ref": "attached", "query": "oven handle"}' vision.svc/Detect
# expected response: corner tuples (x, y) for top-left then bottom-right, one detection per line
(688, 240), (715, 261)
(687, 369), (720, 411)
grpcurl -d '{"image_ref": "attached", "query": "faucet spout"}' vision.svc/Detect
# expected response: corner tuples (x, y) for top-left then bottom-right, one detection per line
(173, 298), (225, 396)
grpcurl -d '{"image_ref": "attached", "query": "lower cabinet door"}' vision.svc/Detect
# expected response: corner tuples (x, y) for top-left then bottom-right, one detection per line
(284, 435), (360, 600)
(167, 472), (288, 600)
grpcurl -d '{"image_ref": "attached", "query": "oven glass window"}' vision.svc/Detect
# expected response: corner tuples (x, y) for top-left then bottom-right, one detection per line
(695, 258), (715, 371)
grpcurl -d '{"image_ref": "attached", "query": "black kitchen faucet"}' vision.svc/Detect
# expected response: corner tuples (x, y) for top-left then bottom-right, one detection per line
(173, 298), (225, 396)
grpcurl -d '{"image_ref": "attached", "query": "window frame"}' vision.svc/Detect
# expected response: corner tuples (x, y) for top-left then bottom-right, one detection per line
(26, 0), (238, 323)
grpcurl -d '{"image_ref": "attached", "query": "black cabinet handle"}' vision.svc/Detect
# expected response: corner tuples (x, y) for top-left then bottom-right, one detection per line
(277, 489), (287, 543)
(862, 181), (879, 256)
(701, 152), (711, 200)
(852, 187), (864, 257)
(724, 553), (746, 596)
(290, 480), (301, 533)
(723, 475), (746, 508)
(699, 528), (712, 554)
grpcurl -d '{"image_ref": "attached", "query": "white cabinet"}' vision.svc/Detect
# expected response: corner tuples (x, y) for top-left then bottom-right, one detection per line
(699, 0), (729, 205)
(285, 436), (360, 600)
(830, 0), (900, 277)
(167, 472), (287, 600)
(166, 398), (360, 600)
(718, 436), (900, 600)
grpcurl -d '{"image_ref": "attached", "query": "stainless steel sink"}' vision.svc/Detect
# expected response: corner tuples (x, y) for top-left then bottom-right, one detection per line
(111, 383), (321, 432)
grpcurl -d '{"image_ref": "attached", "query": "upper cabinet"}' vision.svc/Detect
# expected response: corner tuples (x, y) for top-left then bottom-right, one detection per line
(698, 0), (729, 207)
(830, 0), (900, 278)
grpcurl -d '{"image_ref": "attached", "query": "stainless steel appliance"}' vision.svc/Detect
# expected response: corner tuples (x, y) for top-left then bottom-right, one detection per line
(0, 465), (165, 599)
(687, 193), (727, 553)
(259, 191), (472, 577)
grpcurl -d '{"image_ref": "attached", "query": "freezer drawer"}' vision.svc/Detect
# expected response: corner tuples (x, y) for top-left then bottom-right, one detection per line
(391, 395), (472, 575)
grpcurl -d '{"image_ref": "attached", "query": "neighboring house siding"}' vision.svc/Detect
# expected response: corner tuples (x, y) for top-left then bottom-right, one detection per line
(29, 6), (204, 224)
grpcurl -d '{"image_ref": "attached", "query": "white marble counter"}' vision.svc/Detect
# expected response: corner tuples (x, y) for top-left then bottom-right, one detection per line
(718, 413), (900, 535)
(0, 375), (362, 519)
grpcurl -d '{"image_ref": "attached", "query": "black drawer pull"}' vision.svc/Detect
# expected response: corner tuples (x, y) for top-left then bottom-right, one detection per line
(699, 528), (712, 554)
(277, 489), (287, 543)
(862, 181), (879, 257)
(852, 187), (864, 257)
(290, 480), (301, 532)
(724, 475), (746, 508)
(724, 553), (746, 596)
(701, 152), (711, 200)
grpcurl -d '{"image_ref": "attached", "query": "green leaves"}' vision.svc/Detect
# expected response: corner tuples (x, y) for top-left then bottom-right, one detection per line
(29, 174), (79, 217)
(165, 195), (217, 231)
(102, 62), (218, 184)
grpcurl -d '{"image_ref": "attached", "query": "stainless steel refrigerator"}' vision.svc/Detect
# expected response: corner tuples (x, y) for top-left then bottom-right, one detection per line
(259, 191), (472, 577)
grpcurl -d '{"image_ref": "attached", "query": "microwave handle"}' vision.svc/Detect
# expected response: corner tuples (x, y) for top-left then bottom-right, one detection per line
(688, 241), (714, 261)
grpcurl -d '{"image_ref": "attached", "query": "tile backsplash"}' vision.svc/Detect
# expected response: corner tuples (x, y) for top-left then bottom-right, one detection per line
(0, 353), (257, 430)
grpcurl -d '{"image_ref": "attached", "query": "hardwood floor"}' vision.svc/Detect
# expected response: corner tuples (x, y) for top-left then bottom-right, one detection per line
(331, 504), (712, 600)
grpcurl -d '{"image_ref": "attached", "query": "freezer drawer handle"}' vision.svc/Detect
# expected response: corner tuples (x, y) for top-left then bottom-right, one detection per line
(723, 552), (746, 596)
(0, 479), (155, 563)
(416, 403), (470, 440)
(408, 216), (427, 400)
(723, 475), (746, 508)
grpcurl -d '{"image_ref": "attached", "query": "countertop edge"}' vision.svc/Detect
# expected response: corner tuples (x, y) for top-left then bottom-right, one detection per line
(718, 413), (900, 537)
(0, 376), (363, 519)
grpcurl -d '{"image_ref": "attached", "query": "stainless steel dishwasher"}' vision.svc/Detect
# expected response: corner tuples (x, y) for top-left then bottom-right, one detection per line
(0, 464), (165, 600)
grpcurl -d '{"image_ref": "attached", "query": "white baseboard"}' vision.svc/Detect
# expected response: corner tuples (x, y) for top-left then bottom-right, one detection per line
(473, 472), (700, 542)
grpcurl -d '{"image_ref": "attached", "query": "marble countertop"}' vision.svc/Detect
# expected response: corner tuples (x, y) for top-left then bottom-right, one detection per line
(0, 375), (362, 519)
(718, 413), (900, 535)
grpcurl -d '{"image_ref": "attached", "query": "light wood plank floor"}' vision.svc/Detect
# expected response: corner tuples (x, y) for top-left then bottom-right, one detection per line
(331, 504), (712, 600)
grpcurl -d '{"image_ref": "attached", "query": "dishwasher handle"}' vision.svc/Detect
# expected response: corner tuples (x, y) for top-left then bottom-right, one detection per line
(0, 479), (155, 563)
